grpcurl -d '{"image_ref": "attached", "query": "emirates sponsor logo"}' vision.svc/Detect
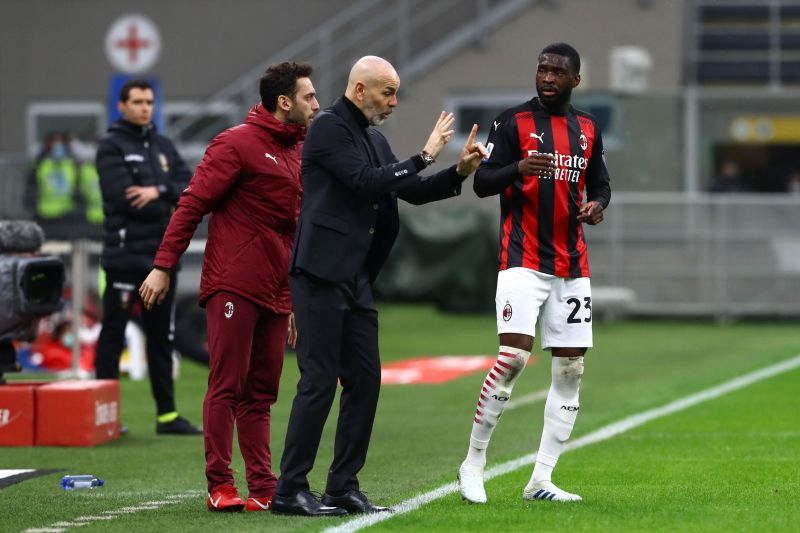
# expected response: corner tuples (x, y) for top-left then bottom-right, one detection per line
(526, 149), (587, 183)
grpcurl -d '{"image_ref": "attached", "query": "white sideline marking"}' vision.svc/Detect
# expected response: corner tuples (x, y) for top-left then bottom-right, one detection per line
(324, 354), (800, 533)
(23, 492), (198, 533)
(0, 469), (35, 479)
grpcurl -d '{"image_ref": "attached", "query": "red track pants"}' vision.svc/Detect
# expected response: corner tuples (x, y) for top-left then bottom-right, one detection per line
(203, 291), (288, 497)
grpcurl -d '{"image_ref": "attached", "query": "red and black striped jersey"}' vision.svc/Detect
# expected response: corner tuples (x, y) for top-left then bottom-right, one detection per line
(474, 98), (611, 278)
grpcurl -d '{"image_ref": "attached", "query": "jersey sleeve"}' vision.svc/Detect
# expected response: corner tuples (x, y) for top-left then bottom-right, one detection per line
(473, 111), (522, 197)
(585, 126), (611, 209)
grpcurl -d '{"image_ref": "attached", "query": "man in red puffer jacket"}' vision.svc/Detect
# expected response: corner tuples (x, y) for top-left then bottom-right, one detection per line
(139, 62), (319, 513)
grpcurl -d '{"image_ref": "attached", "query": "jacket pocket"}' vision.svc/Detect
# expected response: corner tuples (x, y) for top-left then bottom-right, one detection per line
(311, 212), (348, 234)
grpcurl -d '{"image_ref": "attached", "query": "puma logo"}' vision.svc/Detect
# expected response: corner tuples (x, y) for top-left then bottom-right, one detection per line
(264, 153), (278, 164)
(530, 132), (544, 143)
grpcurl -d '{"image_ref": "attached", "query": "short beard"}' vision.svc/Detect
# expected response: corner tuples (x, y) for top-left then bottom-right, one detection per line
(363, 94), (386, 126)
(537, 86), (572, 110)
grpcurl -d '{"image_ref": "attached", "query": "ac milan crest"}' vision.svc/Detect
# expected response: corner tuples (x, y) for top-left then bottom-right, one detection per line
(224, 302), (234, 319)
(579, 133), (588, 151)
(502, 303), (513, 321)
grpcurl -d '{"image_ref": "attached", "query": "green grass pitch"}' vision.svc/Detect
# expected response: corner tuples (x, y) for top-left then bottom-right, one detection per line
(1, 304), (798, 532)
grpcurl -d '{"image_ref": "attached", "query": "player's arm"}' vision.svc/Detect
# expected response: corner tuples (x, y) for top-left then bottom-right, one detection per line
(474, 114), (555, 197)
(577, 130), (611, 225)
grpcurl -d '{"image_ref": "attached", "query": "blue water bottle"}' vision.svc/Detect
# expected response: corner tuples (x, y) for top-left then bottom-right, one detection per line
(61, 475), (105, 490)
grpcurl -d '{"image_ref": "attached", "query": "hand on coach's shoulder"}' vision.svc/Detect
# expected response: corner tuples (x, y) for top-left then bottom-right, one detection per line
(139, 268), (171, 310)
(456, 124), (489, 178)
(422, 111), (455, 161)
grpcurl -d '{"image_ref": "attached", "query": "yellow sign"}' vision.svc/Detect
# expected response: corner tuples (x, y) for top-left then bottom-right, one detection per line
(730, 116), (800, 142)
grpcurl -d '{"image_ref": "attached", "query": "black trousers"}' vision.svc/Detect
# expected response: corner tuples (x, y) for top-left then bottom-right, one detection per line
(95, 268), (177, 416)
(277, 270), (381, 495)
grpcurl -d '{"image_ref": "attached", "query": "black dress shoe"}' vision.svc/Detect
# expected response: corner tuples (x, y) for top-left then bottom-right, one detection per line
(322, 490), (393, 514)
(156, 415), (203, 435)
(271, 490), (348, 516)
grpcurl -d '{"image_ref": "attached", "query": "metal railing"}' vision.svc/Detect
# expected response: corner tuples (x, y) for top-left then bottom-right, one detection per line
(586, 192), (800, 318)
(167, 0), (538, 144)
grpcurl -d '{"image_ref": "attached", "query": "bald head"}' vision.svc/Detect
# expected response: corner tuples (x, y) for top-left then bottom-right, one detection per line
(346, 56), (398, 93)
(345, 56), (400, 126)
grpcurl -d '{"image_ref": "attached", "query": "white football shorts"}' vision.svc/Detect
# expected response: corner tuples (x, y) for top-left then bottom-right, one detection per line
(495, 267), (593, 350)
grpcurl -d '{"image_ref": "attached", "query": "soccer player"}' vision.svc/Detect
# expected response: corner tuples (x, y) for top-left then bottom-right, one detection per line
(457, 42), (611, 504)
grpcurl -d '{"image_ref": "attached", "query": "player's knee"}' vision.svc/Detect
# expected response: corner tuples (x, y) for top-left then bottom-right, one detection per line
(553, 355), (584, 393)
(552, 347), (586, 358)
(562, 357), (584, 381)
(497, 345), (530, 384)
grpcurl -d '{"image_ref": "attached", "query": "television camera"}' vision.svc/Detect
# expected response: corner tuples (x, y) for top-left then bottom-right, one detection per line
(0, 221), (65, 382)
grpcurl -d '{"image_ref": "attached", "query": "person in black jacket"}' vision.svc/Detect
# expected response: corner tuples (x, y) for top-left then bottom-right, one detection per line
(94, 78), (200, 435)
(271, 56), (487, 516)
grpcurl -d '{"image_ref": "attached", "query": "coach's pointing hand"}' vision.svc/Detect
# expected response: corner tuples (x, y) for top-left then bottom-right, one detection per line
(456, 124), (489, 177)
(139, 268), (171, 310)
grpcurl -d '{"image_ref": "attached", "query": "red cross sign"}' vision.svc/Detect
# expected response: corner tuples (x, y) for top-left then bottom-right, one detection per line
(105, 14), (161, 74)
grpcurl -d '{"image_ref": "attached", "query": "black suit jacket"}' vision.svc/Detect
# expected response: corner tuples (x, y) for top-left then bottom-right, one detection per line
(291, 96), (464, 283)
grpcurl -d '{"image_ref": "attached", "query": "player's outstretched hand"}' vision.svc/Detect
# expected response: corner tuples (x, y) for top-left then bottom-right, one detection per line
(139, 268), (171, 310)
(422, 111), (455, 161)
(577, 201), (604, 225)
(456, 124), (489, 177)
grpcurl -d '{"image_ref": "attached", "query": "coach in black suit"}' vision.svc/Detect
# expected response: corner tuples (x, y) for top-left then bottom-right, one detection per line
(271, 56), (487, 516)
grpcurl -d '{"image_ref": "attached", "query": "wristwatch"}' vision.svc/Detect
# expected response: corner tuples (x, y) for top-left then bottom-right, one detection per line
(420, 150), (435, 167)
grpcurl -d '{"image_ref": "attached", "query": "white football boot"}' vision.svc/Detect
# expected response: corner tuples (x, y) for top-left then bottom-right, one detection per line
(458, 462), (487, 504)
(522, 480), (582, 502)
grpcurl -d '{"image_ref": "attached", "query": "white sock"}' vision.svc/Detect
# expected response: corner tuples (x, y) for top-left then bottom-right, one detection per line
(530, 356), (583, 484)
(464, 346), (531, 467)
